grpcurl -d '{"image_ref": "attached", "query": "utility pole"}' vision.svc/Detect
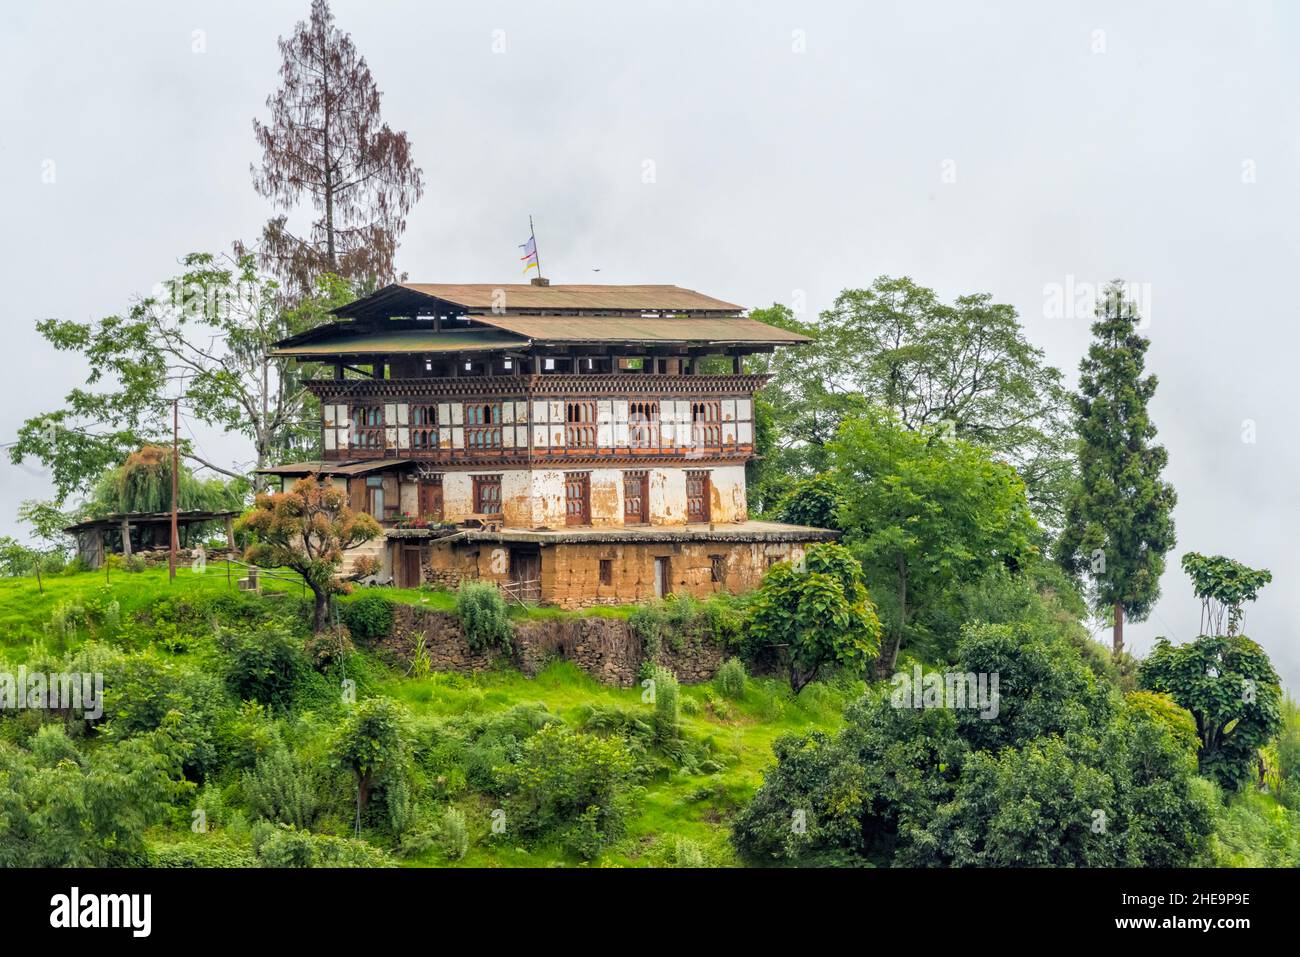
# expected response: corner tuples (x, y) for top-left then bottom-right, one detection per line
(170, 398), (179, 582)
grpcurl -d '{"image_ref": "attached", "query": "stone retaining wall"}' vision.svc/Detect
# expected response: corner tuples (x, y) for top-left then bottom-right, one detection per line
(376, 603), (728, 687)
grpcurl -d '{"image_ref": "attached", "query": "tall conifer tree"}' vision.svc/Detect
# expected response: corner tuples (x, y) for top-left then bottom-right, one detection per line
(1056, 281), (1176, 656)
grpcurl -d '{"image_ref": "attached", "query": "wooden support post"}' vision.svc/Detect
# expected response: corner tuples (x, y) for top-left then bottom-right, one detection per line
(170, 399), (178, 582)
(120, 519), (132, 560)
(225, 516), (235, 554)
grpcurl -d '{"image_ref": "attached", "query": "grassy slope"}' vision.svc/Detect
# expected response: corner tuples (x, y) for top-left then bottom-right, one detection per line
(0, 564), (845, 867)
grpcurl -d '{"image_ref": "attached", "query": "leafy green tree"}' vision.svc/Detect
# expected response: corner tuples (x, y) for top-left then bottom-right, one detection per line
(773, 473), (842, 530)
(734, 621), (1215, 867)
(745, 542), (881, 692)
(218, 625), (307, 710)
(332, 697), (409, 825)
(237, 476), (381, 631)
(1138, 634), (1283, 791)
(1180, 552), (1272, 636)
(81, 445), (247, 518)
(493, 724), (639, 860)
(1055, 281), (1177, 657)
(749, 277), (1074, 527)
(830, 412), (1038, 677)
(0, 536), (37, 578)
(17, 499), (72, 593)
(0, 721), (192, 867)
(9, 252), (349, 499)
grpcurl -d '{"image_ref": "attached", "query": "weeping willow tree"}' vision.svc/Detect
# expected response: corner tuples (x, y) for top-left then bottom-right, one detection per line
(82, 446), (247, 518)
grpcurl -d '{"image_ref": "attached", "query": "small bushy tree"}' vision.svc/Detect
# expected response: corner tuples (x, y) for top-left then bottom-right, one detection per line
(1138, 634), (1283, 791)
(1180, 552), (1272, 637)
(746, 542), (881, 692)
(237, 476), (380, 631)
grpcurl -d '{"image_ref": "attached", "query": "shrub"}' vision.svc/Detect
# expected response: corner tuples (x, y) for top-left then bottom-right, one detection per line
(251, 822), (394, 868)
(440, 806), (469, 861)
(714, 657), (746, 701)
(219, 625), (307, 710)
(149, 839), (257, 868)
(629, 602), (666, 658)
(672, 837), (706, 868)
(243, 742), (321, 829)
(456, 581), (512, 653)
(342, 592), (395, 643)
(494, 724), (638, 860)
(651, 667), (680, 743)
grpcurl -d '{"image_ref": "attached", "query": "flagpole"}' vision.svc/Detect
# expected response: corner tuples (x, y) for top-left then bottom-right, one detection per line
(529, 214), (543, 282)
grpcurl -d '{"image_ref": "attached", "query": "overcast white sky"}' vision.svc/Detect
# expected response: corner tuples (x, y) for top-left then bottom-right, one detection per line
(2, 1), (1296, 688)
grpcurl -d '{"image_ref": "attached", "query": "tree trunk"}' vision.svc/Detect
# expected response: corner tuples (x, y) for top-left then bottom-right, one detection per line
(1112, 601), (1124, 658)
(313, 587), (331, 633)
(790, 661), (820, 694)
(874, 558), (908, 680)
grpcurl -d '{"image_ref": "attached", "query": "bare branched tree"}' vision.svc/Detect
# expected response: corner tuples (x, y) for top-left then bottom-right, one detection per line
(252, 0), (424, 293)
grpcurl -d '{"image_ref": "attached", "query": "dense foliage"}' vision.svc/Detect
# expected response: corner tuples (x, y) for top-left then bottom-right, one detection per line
(1180, 552), (1272, 637)
(1138, 634), (1283, 791)
(829, 411), (1039, 675)
(733, 616), (1216, 867)
(745, 543), (881, 692)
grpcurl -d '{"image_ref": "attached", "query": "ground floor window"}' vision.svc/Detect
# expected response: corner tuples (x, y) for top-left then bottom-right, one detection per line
(565, 471), (590, 526)
(599, 558), (613, 585)
(686, 470), (711, 523)
(623, 470), (648, 524)
(473, 474), (502, 515)
(710, 554), (725, 583)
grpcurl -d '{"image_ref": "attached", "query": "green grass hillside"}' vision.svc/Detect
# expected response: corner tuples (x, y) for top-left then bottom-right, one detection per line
(0, 563), (850, 867)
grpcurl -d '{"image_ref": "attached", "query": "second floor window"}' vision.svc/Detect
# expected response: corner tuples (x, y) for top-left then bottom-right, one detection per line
(466, 402), (503, 449)
(691, 401), (721, 448)
(410, 405), (439, 450)
(628, 400), (659, 448)
(352, 406), (384, 450)
(565, 400), (597, 448)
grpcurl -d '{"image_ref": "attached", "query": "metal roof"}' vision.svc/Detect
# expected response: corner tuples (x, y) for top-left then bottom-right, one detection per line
(271, 329), (526, 357)
(472, 314), (809, 344)
(257, 459), (413, 477)
(333, 282), (743, 318)
(64, 509), (239, 534)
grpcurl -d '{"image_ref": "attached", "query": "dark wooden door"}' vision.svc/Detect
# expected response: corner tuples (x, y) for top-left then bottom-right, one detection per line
(509, 548), (542, 603)
(418, 479), (443, 521)
(565, 472), (590, 526)
(686, 470), (710, 523)
(401, 547), (422, 589)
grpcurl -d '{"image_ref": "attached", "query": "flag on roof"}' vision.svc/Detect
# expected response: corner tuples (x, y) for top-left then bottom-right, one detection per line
(519, 235), (538, 274)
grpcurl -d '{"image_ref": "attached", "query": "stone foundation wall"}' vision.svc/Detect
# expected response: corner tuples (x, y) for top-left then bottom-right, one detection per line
(376, 603), (728, 687)
(420, 537), (809, 610)
(542, 540), (807, 609)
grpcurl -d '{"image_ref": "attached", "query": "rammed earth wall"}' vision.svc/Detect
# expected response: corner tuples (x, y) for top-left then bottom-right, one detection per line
(377, 603), (728, 687)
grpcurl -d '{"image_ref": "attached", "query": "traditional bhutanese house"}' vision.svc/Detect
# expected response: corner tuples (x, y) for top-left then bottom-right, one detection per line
(262, 280), (836, 607)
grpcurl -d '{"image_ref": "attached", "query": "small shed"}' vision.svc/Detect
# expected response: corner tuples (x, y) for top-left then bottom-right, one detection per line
(63, 510), (239, 570)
